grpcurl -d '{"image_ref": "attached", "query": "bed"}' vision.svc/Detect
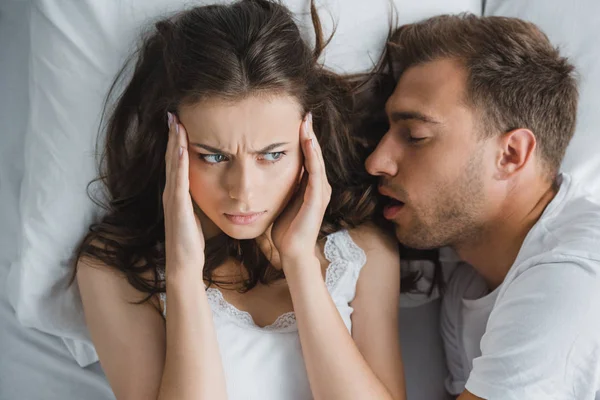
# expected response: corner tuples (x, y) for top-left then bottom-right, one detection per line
(1, 1), (598, 399)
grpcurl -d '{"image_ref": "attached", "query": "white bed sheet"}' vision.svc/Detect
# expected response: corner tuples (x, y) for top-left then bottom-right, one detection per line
(0, 265), (115, 400)
(0, 1), (110, 399)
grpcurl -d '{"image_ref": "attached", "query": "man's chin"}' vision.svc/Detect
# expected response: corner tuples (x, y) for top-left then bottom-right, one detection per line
(393, 224), (443, 250)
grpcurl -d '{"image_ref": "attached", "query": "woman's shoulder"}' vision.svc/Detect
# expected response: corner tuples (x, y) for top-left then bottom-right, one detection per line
(76, 239), (162, 312)
(321, 223), (400, 273)
(322, 224), (401, 306)
(345, 222), (399, 262)
(344, 224), (401, 305)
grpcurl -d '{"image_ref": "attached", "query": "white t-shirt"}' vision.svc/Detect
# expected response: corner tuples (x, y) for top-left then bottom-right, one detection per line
(441, 173), (600, 400)
(158, 229), (367, 400)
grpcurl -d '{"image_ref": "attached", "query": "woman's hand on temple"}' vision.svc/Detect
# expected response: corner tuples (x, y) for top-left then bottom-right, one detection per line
(271, 113), (331, 266)
(163, 112), (205, 280)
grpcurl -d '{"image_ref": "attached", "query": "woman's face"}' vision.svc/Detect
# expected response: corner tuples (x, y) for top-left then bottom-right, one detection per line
(178, 94), (304, 240)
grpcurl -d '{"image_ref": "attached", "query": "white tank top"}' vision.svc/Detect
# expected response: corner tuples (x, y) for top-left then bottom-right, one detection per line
(158, 229), (367, 400)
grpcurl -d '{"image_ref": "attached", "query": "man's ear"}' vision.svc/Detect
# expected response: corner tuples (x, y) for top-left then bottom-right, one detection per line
(495, 128), (536, 179)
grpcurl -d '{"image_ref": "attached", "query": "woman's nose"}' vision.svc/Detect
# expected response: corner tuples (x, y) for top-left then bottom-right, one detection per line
(226, 162), (255, 204)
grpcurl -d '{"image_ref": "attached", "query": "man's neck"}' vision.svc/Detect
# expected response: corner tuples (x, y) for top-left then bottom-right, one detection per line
(454, 178), (559, 291)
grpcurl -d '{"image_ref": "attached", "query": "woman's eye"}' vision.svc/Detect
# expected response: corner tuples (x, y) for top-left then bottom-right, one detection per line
(199, 154), (227, 164)
(261, 152), (285, 162)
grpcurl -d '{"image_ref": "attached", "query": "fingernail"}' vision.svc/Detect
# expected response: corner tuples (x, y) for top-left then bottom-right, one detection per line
(175, 123), (180, 135)
(308, 112), (313, 126)
(179, 146), (183, 158)
(310, 138), (315, 149)
(304, 116), (310, 133)
(167, 112), (173, 128)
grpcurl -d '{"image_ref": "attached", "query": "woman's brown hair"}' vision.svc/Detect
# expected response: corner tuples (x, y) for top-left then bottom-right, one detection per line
(72, 0), (381, 299)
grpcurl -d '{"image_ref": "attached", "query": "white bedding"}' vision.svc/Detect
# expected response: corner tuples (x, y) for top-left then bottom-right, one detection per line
(0, 3), (111, 397)
(0, 2), (111, 399)
(0, 2), (109, 399)
(0, 265), (115, 400)
(3, 0), (598, 399)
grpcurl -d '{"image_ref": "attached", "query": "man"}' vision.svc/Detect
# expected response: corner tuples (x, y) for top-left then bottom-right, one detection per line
(365, 14), (600, 400)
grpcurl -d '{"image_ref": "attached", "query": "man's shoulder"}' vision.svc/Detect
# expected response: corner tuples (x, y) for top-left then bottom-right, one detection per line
(510, 242), (600, 295)
(547, 191), (600, 237)
(504, 175), (600, 301)
(525, 174), (600, 265)
(546, 173), (600, 232)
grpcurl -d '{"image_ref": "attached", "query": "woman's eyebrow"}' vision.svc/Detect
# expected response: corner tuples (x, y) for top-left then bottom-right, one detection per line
(191, 143), (226, 154)
(256, 142), (289, 153)
(190, 142), (289, 154)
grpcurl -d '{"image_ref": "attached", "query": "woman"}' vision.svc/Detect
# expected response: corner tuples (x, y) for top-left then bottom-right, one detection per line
(74, 1), (405, 399)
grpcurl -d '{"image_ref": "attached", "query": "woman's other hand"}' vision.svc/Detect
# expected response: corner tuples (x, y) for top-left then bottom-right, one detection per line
(163, 112), (205, 280)
(271, 113), (331, 266)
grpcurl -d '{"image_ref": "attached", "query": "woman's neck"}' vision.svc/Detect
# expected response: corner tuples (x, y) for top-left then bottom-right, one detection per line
(255, 226), (283, 270)
(197, 209), (283, 271)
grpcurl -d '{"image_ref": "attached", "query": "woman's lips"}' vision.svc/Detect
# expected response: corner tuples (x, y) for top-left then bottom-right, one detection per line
(224, 211), (267, 225)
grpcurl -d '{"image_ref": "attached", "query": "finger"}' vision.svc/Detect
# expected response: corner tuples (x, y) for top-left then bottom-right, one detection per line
(284, 170), (308, 220)
(298, 166), (328, 230)
(194, 212), (203, 232)
(295, 170), (309, 204)
(300, 115), (321, 178)
(306, 113), (326, 177)
(174, 115), (190, 196)
(164, 112), (177, 240)
(300, 124), (322, 208)
(164, 112), (176, 202)
(298, 168), (309, 191)
(192, 206), (205, 244)
(304, 113), (330, 205)
(170, 117), (182, 187)
(167, 114), (181, 204)
(305, 113), (330, 203)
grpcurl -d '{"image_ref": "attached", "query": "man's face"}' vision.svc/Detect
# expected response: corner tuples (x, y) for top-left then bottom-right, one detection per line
(365, 58), (495, 249)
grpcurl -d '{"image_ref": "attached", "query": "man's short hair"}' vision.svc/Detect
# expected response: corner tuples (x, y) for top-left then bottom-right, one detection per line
(384, 14), (578, 178)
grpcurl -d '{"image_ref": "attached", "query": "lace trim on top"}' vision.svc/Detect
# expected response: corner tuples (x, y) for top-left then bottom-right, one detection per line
(323, 230), (367, 293)
(206, 288), (298, 332)
(158, 229), (367, 332)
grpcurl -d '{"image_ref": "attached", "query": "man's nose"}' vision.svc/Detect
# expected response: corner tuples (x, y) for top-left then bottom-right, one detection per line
(365, 132), (399, 177)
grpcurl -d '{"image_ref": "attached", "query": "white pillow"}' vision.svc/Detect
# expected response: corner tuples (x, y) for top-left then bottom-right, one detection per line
(485, 0), (600, 199)
(7, 0), (482, 369)
(0, 0), (29, 267)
